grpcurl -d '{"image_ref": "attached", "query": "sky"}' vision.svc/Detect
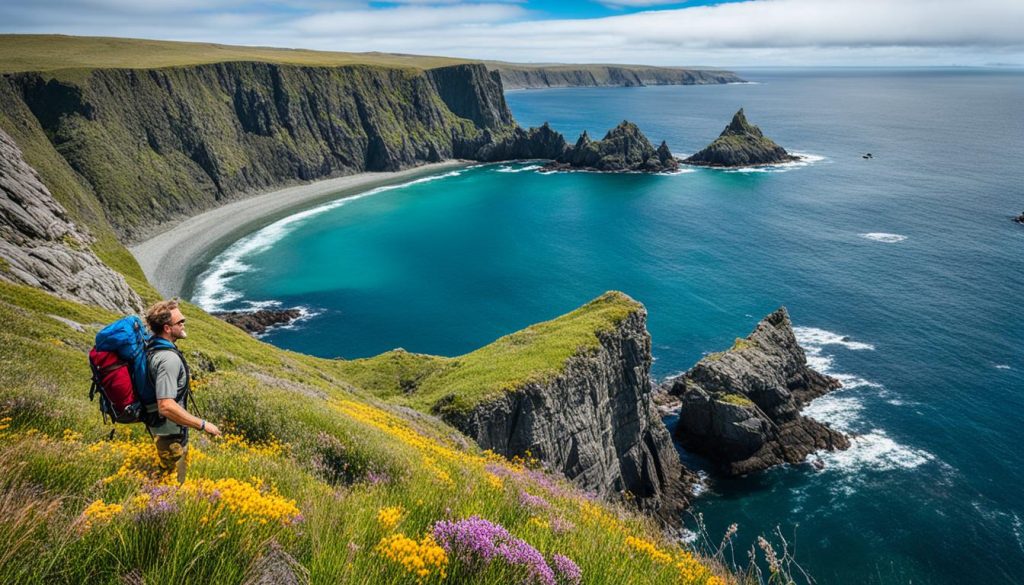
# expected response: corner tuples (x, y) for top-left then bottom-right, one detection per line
(2, 0), (1023, 67)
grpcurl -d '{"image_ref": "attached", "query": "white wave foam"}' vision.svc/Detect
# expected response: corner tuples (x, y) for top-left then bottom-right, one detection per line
(793, 326), (875, 351)
(495, 164), (543, 173)
(664, 168), (698, 175)
(821, 430), (935, 472)
(803, 395), (864, 432)
(192, 170), (462, 311)
(995, 364), (1011, 370)
(860, 232), (907, 243)
(721, 152), (826, 173)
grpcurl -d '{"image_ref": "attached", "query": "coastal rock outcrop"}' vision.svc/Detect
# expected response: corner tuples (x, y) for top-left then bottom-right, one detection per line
(667, 308), (849, 475)
(0, 128), (142, 313)
(442, 293), (694, 525)
(543, 121), (679, 173)
(475, 122), (569, 162)
(685, 109), (799, 168)
(1015, 212), (1024, 224)
(213, 308), (302, 335)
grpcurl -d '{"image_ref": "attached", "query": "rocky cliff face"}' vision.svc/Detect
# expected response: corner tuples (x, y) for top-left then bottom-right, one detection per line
(0, 128), (142, 313)
(667, 308), (849, 475)
(545, 121), (679, 173)
(494, 65), (743, 90)
(685, 108), (799, 168)
(443, 300), (693, 525)
(4, 62), (517, 242)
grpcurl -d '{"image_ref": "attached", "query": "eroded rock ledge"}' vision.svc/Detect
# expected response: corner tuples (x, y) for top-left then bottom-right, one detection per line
(665, 308), (849, 475)
(0, 128), (141, 314)
(442, 293), (694, 526)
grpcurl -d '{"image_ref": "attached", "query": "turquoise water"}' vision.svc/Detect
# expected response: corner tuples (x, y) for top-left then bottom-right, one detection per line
(190, 69), (1024, 583)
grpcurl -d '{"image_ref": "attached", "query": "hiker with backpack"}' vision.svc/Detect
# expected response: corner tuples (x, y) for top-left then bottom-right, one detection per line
(90, 299), (221, 484)
(144, 300), (221, 483)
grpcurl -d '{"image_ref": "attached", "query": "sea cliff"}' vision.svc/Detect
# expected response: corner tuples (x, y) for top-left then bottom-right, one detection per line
(494, 64), (743, 89)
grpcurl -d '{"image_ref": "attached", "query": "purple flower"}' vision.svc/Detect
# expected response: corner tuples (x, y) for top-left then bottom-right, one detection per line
(552, 554), (582, 585)
(550, 516), (575, 535)
(366, 469), (389, 486)
(432, 516), (557, 585)
(518, 491), (551, 510)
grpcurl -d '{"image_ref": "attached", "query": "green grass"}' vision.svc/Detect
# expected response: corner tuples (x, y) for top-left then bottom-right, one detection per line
(717, 394), (755, 408)
(0, 279), (731, 584)
(338, 291), (642, 416)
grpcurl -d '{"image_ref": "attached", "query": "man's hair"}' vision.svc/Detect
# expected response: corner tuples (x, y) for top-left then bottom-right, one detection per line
(145, 299), (180, 334)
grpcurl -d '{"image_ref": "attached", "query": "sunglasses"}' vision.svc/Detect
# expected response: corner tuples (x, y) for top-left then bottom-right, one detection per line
(172, 318), (186, 326)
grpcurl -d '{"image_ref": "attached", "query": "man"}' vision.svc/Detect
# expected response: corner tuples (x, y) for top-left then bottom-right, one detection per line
(144, 299), (221, 483)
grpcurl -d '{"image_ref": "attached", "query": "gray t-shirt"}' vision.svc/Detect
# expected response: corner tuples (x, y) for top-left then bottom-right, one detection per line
(146, 349), (188, 436)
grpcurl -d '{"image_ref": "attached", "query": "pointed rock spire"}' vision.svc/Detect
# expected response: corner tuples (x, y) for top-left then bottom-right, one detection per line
(684, 108), (797, 168)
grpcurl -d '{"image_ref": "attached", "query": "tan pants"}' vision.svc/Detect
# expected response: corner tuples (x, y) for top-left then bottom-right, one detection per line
(154, 434), (188, 484)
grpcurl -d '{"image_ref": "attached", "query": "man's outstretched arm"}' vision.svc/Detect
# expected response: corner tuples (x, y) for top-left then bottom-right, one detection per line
(157, 398), (222, 436)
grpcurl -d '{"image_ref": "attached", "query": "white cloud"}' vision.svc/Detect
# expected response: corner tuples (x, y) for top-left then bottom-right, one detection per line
(291, 4), (527, 36)
(2, 0), (1022, 65)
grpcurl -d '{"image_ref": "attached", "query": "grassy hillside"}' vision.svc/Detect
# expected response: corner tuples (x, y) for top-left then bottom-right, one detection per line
(0, 279), (733, 584)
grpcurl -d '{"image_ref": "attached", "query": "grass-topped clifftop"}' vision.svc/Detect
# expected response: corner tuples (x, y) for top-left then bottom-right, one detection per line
(0, 280), (729, 584)
(337, 291), (642, 416)
(0, 34), (473, 74)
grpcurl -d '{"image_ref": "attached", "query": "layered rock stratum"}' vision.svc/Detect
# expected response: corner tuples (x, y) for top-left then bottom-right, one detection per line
(685, 108), (799, 168)
(543, 121), (679, 173)
(0, 128), (141, 314)
(440, 292), (694, 525)
(666, 308), (849, 475)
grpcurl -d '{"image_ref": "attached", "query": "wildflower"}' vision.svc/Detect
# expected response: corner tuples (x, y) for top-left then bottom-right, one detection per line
(519, 490), (551, 510)
(551, 554), (582, 585)
(432, 516), (556, 585)
(550, 516), (575, 535)
(625, 535), (673, 564)
(378, 506), (404, 530)
(80, 499), (123, 530)
(376, 532), (448, 582)
(180, 477), (301, 525)
(485, 472), (504, 490)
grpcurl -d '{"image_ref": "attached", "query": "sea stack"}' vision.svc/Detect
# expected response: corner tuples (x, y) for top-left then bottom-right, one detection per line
(544, 121), (679, 173)
(685, 108), (799, 168)
(667, 307), (849, 476)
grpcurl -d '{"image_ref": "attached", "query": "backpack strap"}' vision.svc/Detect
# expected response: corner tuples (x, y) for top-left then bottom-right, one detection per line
(145, 338), (192, 408)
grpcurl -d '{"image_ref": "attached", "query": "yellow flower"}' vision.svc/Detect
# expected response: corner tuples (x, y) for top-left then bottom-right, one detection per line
(377, 506), (404, 530)
(80, 499), (123, 530)
(376, 533), (448, 583)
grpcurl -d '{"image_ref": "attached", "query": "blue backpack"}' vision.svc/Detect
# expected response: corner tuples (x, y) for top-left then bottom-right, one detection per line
(89, 316), (179, 425)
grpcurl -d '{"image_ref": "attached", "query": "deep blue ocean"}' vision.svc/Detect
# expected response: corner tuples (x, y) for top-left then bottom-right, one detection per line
(190, 68), (1024, 584)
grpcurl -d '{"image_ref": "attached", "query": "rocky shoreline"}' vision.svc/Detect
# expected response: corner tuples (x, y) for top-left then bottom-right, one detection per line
(213, 308), (303, 335)
(661, 308), (849, 476)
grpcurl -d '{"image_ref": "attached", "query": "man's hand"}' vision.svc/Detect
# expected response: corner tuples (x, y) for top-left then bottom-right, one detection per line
(203, 421), (222, 437)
